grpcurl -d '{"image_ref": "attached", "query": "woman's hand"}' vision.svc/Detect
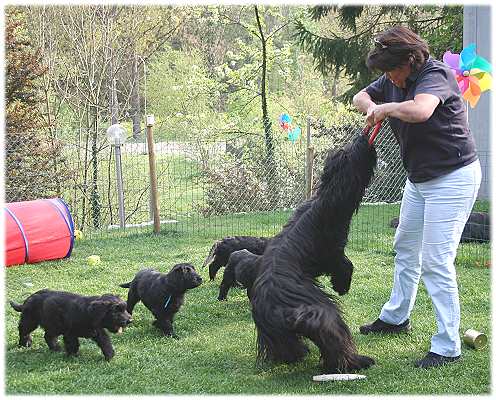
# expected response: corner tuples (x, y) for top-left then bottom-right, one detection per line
(368, 95), (440, 125)
(366, 104), (389, 126)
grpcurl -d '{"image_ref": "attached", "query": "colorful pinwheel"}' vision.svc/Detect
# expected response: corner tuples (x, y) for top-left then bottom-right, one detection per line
(443, 43), (492, 108)
(278, 113), (292, 131)
(287, 126), (301, 143)
(278, 113), (301, 143)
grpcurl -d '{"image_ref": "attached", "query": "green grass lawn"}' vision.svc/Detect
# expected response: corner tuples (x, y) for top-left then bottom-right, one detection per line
(5, 220), (491, 395)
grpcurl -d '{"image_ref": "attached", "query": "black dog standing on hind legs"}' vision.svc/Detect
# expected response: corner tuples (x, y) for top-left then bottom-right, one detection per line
(119, 263), (202, 337)
(250, 132), (378, 374)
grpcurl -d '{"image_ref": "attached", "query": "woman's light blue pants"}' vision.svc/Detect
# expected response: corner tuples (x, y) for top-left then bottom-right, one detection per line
(379, 159), (482, 357)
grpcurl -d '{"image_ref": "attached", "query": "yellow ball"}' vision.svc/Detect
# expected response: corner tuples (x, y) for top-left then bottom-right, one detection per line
(87, 255), (101, 266)
(74, 229), (84, 240)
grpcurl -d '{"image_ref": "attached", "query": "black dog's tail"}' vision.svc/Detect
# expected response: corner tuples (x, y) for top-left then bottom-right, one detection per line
(9, 301), (24, 312)
(204, 241), (224, 281)
(203, 241), (219, 268)
(119, 282), (131, 289)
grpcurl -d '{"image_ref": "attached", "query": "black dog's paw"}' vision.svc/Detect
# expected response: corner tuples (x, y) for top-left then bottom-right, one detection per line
(104, 351), (115, 361)
(320, 354), (375, 374)
(165, 333), (179, 340)
(330, 270), (352, 295)
(333, 286), (349, 296)
(331, 278), (350, 296)
(347, 354), (375, 371)
(19, 337), (32, 348)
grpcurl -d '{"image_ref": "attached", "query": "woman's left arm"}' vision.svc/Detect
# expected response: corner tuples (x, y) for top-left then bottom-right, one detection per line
(371, 93), (440, 124)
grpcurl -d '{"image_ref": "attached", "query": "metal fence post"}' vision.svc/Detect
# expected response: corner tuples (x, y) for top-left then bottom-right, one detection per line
(106, 124), (127, 229)
(114, 144), (126, 228)
(305, 116), (314, 200)
(146, 115), (160, 234)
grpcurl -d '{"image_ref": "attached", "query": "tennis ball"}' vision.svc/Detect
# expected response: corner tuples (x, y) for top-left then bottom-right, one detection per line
(87, 255), (101, 266)
(74, 229), (84, 240)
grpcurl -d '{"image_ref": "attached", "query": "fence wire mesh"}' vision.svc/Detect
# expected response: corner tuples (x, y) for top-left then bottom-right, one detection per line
(5, 116), (490, 264)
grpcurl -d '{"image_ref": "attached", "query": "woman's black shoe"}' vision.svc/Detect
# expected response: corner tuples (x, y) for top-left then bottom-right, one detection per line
(359, 318), (411, 334)
(414, 352), (461, 368)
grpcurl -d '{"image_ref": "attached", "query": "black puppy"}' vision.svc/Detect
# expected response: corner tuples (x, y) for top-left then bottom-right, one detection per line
(119, 263), (202, 337)
(217, 249), (261, 301)
(204, 236), (269, 281)
(10, 289), (132, 361)
(217, 200), (318, 301)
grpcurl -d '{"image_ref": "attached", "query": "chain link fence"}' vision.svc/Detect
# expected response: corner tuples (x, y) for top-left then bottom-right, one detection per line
(5, 116), (490, 264)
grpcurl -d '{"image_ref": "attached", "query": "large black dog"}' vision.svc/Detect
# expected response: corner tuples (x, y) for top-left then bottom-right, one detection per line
(204, 236), (269, 281)
(10, 289), (132, 361)
(119, 263), (202, 337)
(217, 249), (261, 301)
(462, 212), (490, 243)
(390, 211), (490, 243)
(250, 133), (377, 373)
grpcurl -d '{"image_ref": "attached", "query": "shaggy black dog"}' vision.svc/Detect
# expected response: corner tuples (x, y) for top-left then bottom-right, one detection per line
(463, 212), (490, 243)
(204, 236), (269, 281)
(217, 249), (261, 301)
(216, 201), (317, 302)
(250, 133), (377, 373)
(390, 211), (490, 243)
(10, 289), (132, 361)
(119, 263), (202, 337)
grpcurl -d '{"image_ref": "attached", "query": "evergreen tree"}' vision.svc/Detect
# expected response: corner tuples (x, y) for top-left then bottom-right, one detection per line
(295, 5), (463, 102)
(5, 8), (65, 202)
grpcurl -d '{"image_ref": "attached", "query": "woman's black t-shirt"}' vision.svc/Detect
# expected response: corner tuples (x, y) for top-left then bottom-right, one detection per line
(365, 58), (478, 183)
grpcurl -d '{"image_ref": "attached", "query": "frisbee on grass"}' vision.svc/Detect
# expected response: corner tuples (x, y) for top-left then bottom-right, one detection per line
(312, 373), (367, 382)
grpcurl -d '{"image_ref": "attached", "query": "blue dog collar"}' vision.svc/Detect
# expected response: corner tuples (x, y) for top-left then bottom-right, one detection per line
(164, 295), (172, 309)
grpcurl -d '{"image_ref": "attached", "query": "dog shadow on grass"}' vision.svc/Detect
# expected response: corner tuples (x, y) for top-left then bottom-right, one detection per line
(5, 342), (118, 376)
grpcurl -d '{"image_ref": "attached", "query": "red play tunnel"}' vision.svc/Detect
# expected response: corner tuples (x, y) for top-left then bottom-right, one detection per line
(5, 198), (75, 267)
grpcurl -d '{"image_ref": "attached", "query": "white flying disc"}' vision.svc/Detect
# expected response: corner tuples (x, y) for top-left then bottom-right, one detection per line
(313, 373), (367, 382)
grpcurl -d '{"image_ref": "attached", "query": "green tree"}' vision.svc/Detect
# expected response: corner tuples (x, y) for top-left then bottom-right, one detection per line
(146, 45), (226, 141)
(5, 8), (66, 203)
(295, 5), (463, 102)
(22, 5), (187, 228)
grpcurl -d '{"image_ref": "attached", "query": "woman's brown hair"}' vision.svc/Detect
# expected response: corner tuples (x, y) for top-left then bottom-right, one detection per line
(366, 25), (430, 72)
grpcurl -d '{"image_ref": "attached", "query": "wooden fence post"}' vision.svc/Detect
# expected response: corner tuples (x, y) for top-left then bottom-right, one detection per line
(305, 116), (314, 200)
(146, 115), (160, 234)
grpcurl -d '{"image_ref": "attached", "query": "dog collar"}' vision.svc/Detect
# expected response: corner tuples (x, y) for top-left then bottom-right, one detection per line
(164, 294), (172, 309)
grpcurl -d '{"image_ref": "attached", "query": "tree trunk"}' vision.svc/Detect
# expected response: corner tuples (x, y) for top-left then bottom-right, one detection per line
(254, 5), (279, 209)
(90, 108), (101, 229)
(109, 53), (119, 125)
(131, 54), (141, 139)
(331, 66), (340, 98)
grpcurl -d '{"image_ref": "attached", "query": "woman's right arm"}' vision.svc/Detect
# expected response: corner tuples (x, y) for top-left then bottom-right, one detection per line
(353, 90), (376, 114)
(353, 90), (380, 126)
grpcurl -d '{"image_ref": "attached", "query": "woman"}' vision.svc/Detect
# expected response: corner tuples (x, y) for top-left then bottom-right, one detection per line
(353, 26), (481, 369)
